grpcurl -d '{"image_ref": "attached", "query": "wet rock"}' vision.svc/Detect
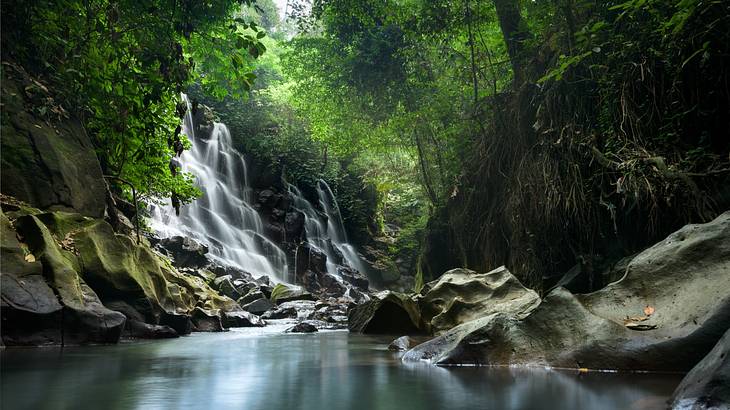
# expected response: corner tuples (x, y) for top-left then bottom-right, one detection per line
(222, 310), (266, 328)
(7, 214), (126, 345)
(348, 291), (424, 335)
(295, 243), (328, 279)
(238, 290), (265, 306)
(243, 298), (274, 315)
(285, 211), (305, 240)
(213, 275), (242, 300)
(209, 264), (254, 282)
(417, 266), (540, 334)
(287, 322), (318, 333)
(404, 212), (730, 370)
(671, 328), (730, 410)
(191, 103), (216, 141)
(388, 336), (415, 352)
(126, 320), (178, 339)
(158, 236), (210, 268)
(191, 307), (224, 332)
(270, 283), (315, 304)
(338, 266), (369, 291)
(343, 287), (370, 304)
(159, 312), (192, 335)
(262, 300), (316, 320)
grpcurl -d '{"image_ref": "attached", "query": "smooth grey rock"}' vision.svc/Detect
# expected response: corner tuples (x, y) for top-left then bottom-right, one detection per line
(243, 298), (274, 315)
(671, 328), (730, 409)
(404, 212), (730, 371)
(388, 336), (415, 352)
(417, 266), (540, 335)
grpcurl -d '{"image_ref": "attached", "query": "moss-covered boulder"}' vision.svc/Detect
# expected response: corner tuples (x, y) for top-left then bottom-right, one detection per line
(270, 283), (315, 304)
(1, 207), (246, 344)
(5, 214), (126, 345)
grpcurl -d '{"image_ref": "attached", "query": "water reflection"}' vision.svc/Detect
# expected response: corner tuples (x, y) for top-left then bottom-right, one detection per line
(1, 327), (680, 410)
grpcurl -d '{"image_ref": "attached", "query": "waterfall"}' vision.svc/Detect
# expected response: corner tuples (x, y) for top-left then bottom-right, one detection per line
(287, 179), (367, 277)
(149, 95), (289, 282)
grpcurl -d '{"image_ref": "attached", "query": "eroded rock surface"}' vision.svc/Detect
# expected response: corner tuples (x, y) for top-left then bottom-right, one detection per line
(404, 212), (730, 371)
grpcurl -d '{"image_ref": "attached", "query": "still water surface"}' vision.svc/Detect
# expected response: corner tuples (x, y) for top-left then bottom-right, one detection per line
(1, 321), (682, 410)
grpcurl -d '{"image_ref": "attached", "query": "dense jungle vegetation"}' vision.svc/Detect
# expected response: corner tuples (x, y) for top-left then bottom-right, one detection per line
(3, 0), (728, 292)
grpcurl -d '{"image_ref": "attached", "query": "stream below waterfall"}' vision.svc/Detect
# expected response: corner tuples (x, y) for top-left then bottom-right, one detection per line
(1, 324), (682, 410)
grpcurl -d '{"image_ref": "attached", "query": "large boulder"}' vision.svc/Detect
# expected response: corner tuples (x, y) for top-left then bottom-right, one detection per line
(671, 328), (730, 409)
(3, 213), (126, 345)
(222, 310), (265, 328)
(348, 291), (424, 334)
(0, 64), (105, 218)
(417, 267), (540, 334)
(404, 212), (730, 371)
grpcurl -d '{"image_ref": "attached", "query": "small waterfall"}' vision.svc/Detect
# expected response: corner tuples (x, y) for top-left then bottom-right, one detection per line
(149, 95), (288, 282)
(287, 179), (367, 277)
(315, 179), (368, 275)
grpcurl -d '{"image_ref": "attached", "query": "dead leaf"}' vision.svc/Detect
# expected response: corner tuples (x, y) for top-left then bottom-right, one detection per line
(24, 253), (36, 263)
(625, 322), (657, 331)
(644, 305), (655, 316)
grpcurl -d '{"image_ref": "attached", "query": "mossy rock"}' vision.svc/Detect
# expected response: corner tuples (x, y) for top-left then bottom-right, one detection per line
(270, 283), (315, 304)
(12, 214), (126, 345)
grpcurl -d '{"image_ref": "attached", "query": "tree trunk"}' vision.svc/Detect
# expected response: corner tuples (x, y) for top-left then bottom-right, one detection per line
(493, 0), (532, 84)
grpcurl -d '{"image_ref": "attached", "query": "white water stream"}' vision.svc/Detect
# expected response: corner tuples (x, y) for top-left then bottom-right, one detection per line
(149, 95), (289, 282)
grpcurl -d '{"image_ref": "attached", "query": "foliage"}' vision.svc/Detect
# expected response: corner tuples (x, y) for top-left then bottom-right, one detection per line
(1, 0), (268, 204)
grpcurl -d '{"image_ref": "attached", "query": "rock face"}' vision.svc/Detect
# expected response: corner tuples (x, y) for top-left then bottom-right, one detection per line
(0, 207), (245, 345)
(404, 212), (730, 371)
(348, 291), (424, 334)
(417, 267), (540, 334)
(0, 63), (106, 218)
(1, 212), (126, 345)
(671, 328), (730, 410)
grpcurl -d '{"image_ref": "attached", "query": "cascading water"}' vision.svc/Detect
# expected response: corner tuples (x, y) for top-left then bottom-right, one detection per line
(149, 95), (289, 282)
(287, 179), (367, 277)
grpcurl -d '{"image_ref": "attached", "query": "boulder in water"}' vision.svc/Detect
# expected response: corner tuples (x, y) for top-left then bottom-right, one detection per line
(287, 322), (318, 333)
(191, 307), (224, 332)
(404, 212), (730, 370)
(243, 298), (274, 315)
(126, 320), (179, 339)
(222, 310), (266, 328)
(348, 291), (424, 335)
(388, 336), (416, 352)
(671, 328), (730, 409)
